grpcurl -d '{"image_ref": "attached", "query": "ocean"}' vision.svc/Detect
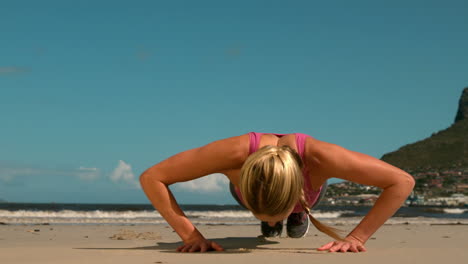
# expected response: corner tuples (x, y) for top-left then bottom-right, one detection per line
(0, 203), (466, 226)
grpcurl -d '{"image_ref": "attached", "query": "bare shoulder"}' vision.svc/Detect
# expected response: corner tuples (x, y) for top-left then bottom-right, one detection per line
(304, 136), (365, 169)
(304, 135), (414, 188)
(303, 136), (336, 182)
(303, 136), (333, 166)
(142, 133), (250, 185)
(304, 135), (370, 176)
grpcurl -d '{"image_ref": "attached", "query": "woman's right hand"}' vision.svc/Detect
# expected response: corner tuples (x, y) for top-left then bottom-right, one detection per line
(176, 238), (225, 253)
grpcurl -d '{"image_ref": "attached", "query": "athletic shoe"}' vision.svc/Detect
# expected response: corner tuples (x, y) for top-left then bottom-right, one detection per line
(286, 211), (309, 238)
(260, 221), (283, 237)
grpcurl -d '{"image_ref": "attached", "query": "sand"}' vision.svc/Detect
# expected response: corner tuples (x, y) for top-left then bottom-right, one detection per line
(1, 223), (467, 264)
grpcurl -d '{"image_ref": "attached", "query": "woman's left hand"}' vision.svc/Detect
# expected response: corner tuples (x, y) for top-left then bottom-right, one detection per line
(317, 235), (367, 253)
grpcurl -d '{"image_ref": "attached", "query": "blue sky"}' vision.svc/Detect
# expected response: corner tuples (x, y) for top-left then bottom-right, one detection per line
(1, 0), (467, 204)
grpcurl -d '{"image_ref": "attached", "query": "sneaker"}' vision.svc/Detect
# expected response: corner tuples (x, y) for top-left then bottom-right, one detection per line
(261, 221), (283, 237)
(286, 211), (309, 238)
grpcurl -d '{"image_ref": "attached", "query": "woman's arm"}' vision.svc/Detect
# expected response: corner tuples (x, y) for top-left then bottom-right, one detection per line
(305, 137), (415, 252)
(140, 134), (247, 252)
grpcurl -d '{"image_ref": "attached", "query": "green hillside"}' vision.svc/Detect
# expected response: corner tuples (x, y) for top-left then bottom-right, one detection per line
(381, 88), (468, 171)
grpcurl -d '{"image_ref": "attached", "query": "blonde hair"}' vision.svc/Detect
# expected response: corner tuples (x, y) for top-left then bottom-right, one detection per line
(239, 145), (344, 241)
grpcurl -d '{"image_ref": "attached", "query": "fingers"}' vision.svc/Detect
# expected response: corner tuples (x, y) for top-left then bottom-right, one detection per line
(339, 243), (350, 253)
(176, 244), (197, 253)
(317, 241), (334, 251)
(200, 243), (208, 253)
(357, 245), (367, 252)
(211, 242), (225, 251)
(176, 245), (187, 252)
(349, 244), (359, 253)
(181, 245), (192, 252)
(176, 241), (224, 253)
(189, 244), (201, 252)
(329, 243), (342, 252)
(318, 241), (366, 253)
(176, 245), (191, 252)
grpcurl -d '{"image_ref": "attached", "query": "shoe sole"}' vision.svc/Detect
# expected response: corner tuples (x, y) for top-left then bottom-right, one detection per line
(287, 217), (310, 239)
(261, 221), (283, 238)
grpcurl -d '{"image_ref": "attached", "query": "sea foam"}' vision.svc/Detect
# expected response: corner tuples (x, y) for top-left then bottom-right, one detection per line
(0, 209), (352, 225)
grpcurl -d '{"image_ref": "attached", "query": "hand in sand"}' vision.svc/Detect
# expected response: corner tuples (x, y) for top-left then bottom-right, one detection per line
(176, 238), (224, 253)
(317, 235), (367, 253)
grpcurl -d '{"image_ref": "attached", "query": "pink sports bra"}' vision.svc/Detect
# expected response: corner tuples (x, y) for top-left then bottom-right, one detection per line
(234, 132), (323, 213)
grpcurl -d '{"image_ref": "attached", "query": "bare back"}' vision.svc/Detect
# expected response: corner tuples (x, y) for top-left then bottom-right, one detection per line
(221, 133), (327, 192)
(144, 132), (327, 191)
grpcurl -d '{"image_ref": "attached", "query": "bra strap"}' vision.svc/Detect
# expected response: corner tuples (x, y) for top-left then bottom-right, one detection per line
(248, 132), (262, 154)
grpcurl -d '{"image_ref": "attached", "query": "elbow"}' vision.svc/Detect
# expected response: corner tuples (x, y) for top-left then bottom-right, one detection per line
(139, 169), (156, 187)
(382, 174), (416, 202)
(139, 172), (148, 185)
(139, 168), (166, 187)
(399, 173), (416, 194)
(406, 173), (416, 190)
(139, 172), (149, 188)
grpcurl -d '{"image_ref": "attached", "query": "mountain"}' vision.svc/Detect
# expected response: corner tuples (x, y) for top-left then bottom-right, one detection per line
(381, 88), (468, 171)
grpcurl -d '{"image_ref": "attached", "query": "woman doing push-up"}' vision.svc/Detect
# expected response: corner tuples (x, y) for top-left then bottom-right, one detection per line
(139, 132), (415, 253)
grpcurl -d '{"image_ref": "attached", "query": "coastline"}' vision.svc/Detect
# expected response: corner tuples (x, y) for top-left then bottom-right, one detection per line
(1, 222), (467, 264)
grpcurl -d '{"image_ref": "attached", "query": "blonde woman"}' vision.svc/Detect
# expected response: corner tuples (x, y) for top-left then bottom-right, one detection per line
(140, 132), (415, 253)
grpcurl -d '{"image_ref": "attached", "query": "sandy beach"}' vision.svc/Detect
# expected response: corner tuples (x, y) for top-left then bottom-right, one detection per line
(1, 222), (467, 264)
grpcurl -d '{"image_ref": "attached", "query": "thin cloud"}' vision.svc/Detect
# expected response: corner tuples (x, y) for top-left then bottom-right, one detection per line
(110, 160), (140, 189)
(0, 162), (100, 183)
(0, 173), (15, 183)
(0, 66), (30, 75)
(174, 173), (230, 193)
(77, 167), (100, 181)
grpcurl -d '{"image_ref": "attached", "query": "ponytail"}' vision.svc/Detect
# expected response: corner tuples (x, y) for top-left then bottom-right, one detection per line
(299, 195), (345, 241)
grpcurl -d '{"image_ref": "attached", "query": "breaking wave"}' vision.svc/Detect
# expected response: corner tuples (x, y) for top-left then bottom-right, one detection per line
(0, 209), (353, 225)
